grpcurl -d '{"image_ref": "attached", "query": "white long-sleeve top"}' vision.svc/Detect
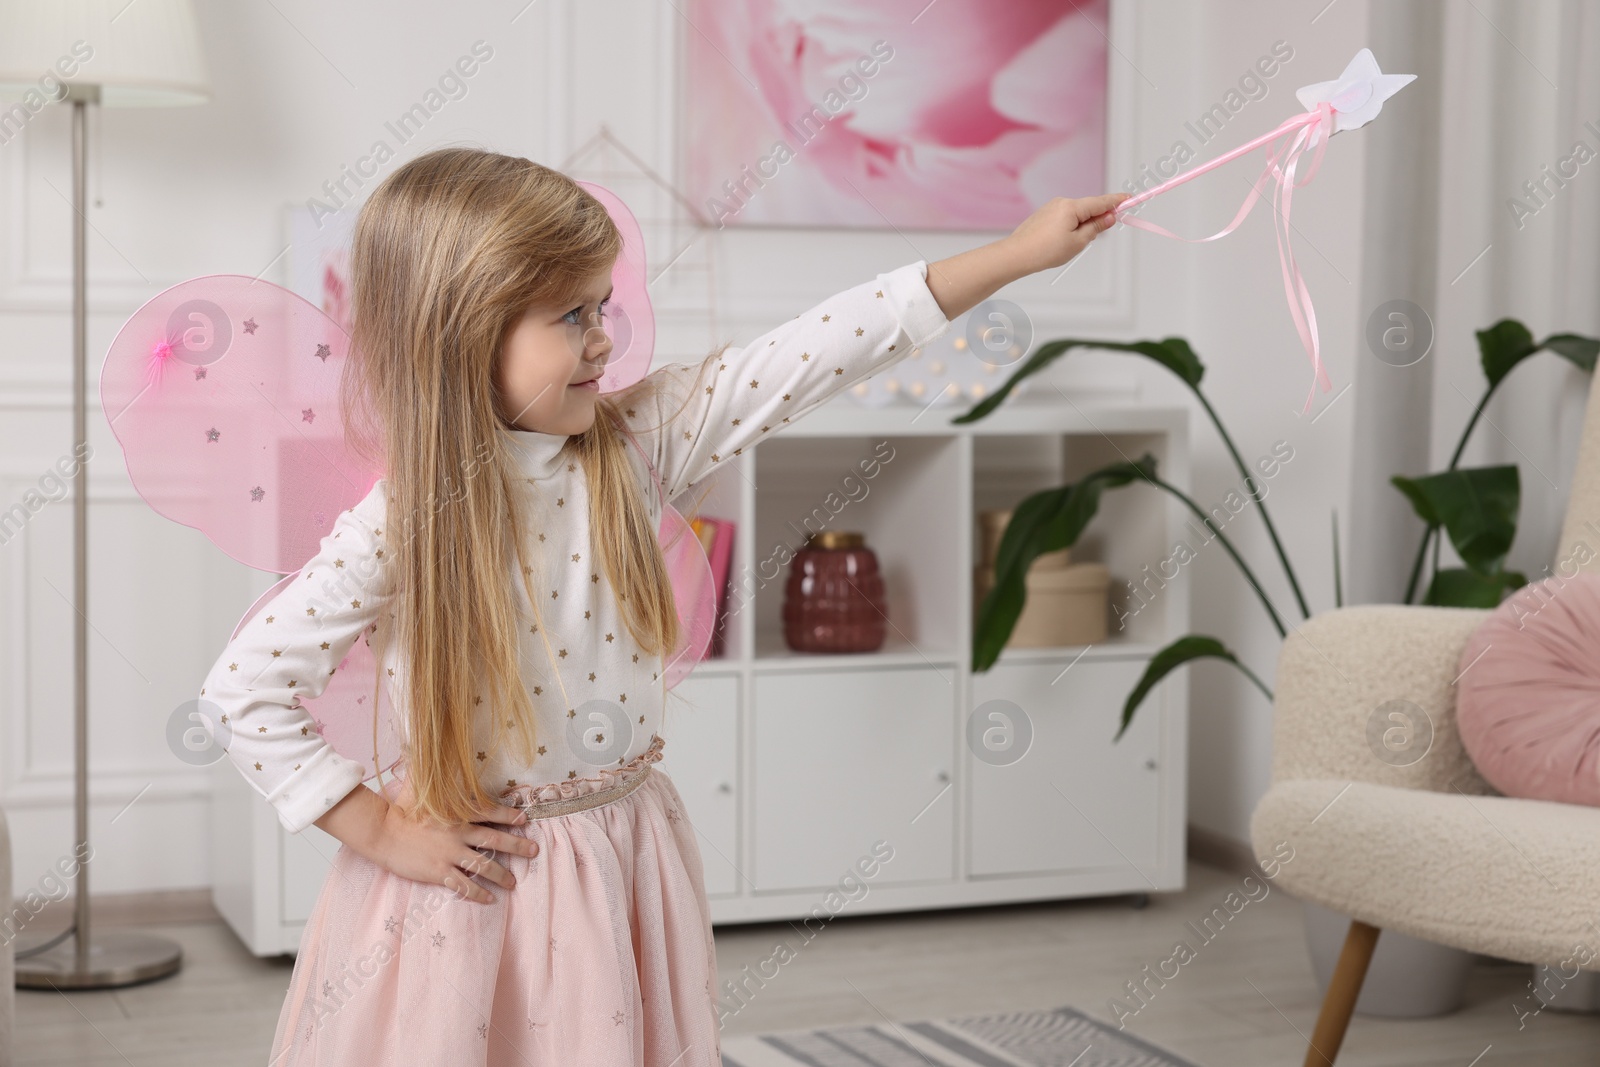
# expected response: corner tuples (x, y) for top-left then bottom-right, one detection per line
(200, 259), (952, 833)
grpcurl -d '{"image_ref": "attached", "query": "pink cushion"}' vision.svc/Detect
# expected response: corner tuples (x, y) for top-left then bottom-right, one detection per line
(1457, 573), (1600, 806)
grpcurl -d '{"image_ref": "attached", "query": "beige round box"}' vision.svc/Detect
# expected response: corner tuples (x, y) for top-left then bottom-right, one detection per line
(973, 560), (1111, 647)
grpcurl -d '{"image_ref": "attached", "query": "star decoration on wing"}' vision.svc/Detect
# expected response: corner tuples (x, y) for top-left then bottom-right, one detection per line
(314, 343), (332, 362)
(242, 318), (258, 334)
(1296, 48), (1416, 133)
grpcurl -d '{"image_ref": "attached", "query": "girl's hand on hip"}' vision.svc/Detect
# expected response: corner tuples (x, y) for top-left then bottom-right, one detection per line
(1006, 193), (1130, 275)
(372, 775), (540, 904)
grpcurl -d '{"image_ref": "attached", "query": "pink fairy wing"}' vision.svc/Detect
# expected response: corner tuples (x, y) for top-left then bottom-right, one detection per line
(578, 179), (719, 688)
(100, 274), (381, 574)
(231, 572), (405, 780)
(658, 502), (719, 687)
(101, 275), (395, 779)
(577, 181), (656, 394)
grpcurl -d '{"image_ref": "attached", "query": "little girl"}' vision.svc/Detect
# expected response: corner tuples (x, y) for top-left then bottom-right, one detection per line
(200, 146), (1125, 1066)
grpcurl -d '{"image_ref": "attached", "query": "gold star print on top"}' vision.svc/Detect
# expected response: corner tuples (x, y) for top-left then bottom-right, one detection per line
(199, 260), (950, 834)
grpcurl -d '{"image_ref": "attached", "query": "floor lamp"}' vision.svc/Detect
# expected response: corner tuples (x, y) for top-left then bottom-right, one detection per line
(0, 0), (210, 989)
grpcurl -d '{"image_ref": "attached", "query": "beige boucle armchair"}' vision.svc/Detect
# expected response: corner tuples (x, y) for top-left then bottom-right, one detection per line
(1251, 366), (1600, 1067)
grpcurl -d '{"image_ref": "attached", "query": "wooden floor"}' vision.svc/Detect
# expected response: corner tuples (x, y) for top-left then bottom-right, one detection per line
(16, 861), (1600, 1066)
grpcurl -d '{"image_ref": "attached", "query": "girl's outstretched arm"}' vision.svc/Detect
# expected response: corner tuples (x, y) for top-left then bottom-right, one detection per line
(924, 193), (1129, 320)
(613, 192), (1128, 500)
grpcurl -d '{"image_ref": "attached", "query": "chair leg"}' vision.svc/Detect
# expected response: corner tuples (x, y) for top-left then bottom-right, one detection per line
(1303, 920), (1381, 1067)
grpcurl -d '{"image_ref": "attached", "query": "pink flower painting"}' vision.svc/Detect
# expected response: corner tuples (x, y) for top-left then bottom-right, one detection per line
(685, 0), (1108, 230)
(321, 249), (352, 336)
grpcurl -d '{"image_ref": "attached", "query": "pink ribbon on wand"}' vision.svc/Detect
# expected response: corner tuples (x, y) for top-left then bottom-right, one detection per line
(1113, 101), (1337, 414)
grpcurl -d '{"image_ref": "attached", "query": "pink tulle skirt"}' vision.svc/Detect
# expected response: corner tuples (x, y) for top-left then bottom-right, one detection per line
(267, 741), (723, 1066)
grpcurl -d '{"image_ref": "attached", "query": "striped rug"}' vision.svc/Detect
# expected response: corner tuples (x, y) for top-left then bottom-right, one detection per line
(720, 1006), (1197, 1067)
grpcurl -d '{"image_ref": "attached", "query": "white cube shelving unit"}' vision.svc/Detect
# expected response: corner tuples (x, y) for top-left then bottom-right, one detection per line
(213, 392), (1190, 954)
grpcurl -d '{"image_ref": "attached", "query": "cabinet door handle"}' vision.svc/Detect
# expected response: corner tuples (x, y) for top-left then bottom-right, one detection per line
(1144, 758), (1158, 770)
(935, 770), (950, 784)
(717, 781), (733, 793)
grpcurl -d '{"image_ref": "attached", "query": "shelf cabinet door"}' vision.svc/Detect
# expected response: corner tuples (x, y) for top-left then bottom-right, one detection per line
(657, 673), (741, 897)
(753, 665), (955, 892)
(968, 656), (1165, 879)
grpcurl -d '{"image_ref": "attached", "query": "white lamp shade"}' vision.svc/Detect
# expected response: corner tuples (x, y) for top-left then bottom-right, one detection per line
(0, 0), (210, 107)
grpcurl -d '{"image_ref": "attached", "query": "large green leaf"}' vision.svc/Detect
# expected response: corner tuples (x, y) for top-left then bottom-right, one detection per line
(974, 454), (1159, 672)
(1477, 319), (1538, 390)
(1476, 321), (1600, 387)
(952, 338), (1204, 425)
(1115, 635), (1273, 740)
(1542, 333), (1600, 374)
(1424, 566), (1527, 608)
(1390, 465), (1519, 574)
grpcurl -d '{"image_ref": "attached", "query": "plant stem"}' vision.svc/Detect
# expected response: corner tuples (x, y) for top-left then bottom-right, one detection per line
(1447, 383), (1497, 470)
(1401, 524), (1433, 605)
(1192, 390), (1311, 620)
(1226, 655), (1276, 704)
(1332, 509), (1343, 609)
(1402, 381), (1495, 603)
(1440, 527), (1452, 601)
(1154, 474), (1289, 638)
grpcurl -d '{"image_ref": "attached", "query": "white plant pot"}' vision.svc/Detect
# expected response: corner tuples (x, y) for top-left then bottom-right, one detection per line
(1534, 964), (1600, 1011)
(1302, 901), (1474, 1017)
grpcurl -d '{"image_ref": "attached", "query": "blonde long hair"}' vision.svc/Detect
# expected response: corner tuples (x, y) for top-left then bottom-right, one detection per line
(340, 146), (686, 827)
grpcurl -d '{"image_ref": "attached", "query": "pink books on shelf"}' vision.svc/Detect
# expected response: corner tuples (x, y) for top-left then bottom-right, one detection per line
(689, 516), (736, 659)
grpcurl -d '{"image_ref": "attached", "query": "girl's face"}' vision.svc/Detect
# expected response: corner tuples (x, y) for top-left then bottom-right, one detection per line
(495, 260), (616, 436)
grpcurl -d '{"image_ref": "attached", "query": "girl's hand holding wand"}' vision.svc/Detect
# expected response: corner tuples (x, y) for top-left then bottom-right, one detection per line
(923, 192), (1129, 321)
(315, 776), (540, 905)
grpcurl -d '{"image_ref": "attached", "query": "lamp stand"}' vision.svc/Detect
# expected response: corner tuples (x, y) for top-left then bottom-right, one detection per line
(14, 86), (183, 990)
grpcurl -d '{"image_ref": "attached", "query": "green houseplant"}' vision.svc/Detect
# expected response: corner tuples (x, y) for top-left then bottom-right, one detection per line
(1395, 321), (1598, 607)
(956, 321), (1598, 738)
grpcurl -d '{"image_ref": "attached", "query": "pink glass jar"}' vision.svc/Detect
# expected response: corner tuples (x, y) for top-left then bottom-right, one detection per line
(782, 531), (887, 653)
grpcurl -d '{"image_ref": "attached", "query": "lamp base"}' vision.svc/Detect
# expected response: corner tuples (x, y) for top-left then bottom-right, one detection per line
(14, 929), (183, 990)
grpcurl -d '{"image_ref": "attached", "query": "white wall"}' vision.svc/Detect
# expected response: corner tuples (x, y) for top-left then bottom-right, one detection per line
(1133, 3), (1376, 847)
(5, 0), (1596, 900)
